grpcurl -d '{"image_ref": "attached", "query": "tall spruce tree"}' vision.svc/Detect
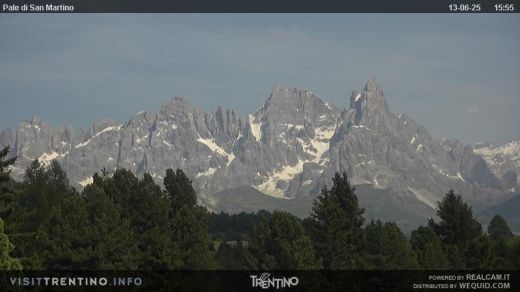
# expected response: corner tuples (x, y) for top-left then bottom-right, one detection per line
(246, 211), (321, 269)
(134, 173), (179, 269)
(429, 189), (493, 269)
(488, 215), (513, 241)
(410, 226), (449, 269)
(488, 215), (515, 269)
(91, 169), (181, 269)
(308, 172), (365, 269)
(100, 168), (140, 218)
(0, 218), (21, 270)
(365, 220), (419, 269)
(82, 184), (140, 269)
(428, 190), (481, 248)
(164, 169), (197, 216)
(363, 220), (386, 268)
(10, 160), (75, 269)
(38, 193), (91, 269)
(0, 145), (17, 218)
(164, 168), (214, 269)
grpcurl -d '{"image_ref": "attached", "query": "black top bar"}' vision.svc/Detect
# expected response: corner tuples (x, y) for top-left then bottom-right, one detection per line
(1, 0), (519, 13)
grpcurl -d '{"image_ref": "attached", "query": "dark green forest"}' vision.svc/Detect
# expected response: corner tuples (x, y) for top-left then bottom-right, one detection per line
(0, 145), (519, 270)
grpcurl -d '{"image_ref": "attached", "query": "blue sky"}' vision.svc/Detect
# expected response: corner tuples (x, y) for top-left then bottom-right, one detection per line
(0, 14), (518, 144)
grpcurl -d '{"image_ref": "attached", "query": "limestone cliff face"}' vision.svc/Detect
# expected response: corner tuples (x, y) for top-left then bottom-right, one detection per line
(1, 80), (514, 215)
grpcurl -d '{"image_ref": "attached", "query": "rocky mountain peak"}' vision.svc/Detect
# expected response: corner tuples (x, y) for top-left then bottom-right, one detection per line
(1, 81), (514, 228)
(265, 85), (320, 108)
(347, 78), (390, 128)
(30, 115), (42, 125)
(255, 85), (339, 146)
(160, 96), (193, 114)
(91, 119), (119, 135)
(364, 77), (381, 92)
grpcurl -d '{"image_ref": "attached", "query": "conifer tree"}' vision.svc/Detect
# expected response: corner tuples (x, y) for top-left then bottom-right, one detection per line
(488, 216), (515, 269)
(38, 194), (91, 269)
(428, 190), (481, 249)
(247, 211), (321, 269)
(488, 215), (513, 241)
(364, 220), (386, 268)
(410, 226), (449, 269)
(134, 173), (179, 269)
(0, 218), (21, 270)
(10, 160), (74, 268)
(429, 190), (493, 269)
(365, 220), (419, 269)
(0, 145), (16, 218)
(82, 184), (139, 269)
(164, 168), (214, 269)
(308, 172), (365, 269)
(172, 205), (214, 269)
(164, 168), (197, 216)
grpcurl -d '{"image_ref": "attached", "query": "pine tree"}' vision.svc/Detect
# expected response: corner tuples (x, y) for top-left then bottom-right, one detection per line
(247, 211), (321, 269)
(464, 235), (495, 269)
(172, 205), (214, 269)
(445, 245), (465, 269)
(38, 194), (91, 269)
(488, 215), (513, 241)
(308, 172), (365, 269)
(410, 226), (449, 269)
(0, 145), (17, 218)
(429, 189), (493, 269)
(100, 168), (140, 217)
(0, 218), (22, 270)
(364, 220), (386, 268)
(164, 168), (197, 216)
(428, 190), (481, 248)
(134, 173), (179, 269)
(91, 169), (181, 268)
(82, 184), (140, 269)
(10, 160), (75, 269)
(215, 242), (246, 269)
(165, 168), (214, 269)
(365, 220), (419, 269)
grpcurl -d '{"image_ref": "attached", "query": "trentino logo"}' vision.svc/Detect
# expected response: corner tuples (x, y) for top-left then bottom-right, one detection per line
(250, 273), (299, 289)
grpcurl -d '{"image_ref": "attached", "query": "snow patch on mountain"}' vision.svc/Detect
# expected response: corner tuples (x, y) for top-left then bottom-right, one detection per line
(473, 141), (520, 169)
(310, 126), (335, 163)
(254, 159), (305, 198)
(352, 124), (371, 131)
(197, 135), (234, 165)
(38, 151), (68, 166)
(196, 167), (218, 178)
(248, 115), (262, 142)
(79, 177), (93, 187)
(75, 126), (121, 149)
(408, 187), (436, 209)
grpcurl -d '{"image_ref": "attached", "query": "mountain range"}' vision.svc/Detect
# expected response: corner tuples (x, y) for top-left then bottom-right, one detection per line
(1, 79), (518, 229)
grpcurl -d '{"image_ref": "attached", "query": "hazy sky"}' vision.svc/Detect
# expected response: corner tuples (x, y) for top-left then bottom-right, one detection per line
(0, 14), (519, 144)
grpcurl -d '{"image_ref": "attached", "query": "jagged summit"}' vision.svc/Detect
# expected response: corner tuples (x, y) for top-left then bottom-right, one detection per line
(91, 119), (118, 135)
(158, 96), (196, 120)
(0, 81), (515, 228)
(265, 85), (319, 107)
(23, 115), (45, 128)
(363, 77), (381, 92)
(347, 79), (390, 127)
(30, 115), (41, 125)
(161, 96), (192, 110)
